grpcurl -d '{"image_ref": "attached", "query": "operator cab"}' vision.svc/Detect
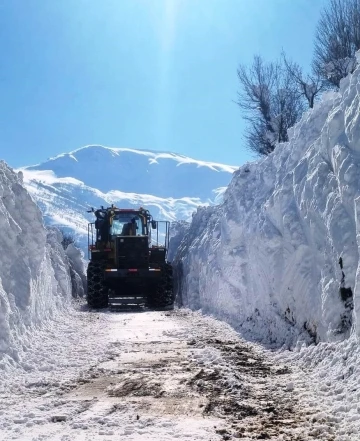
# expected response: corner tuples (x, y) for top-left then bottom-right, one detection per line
(91, 207), (154, 245)
(110, 212), (147, 236)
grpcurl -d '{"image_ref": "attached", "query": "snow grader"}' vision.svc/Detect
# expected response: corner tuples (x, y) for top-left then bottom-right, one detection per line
(86, 206), (174, 309)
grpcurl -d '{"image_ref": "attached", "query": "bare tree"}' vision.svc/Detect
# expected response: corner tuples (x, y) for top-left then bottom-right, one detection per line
(283, 53), (325, 108)
(237, 55), (305, 156)
(313, 0), (360, 88)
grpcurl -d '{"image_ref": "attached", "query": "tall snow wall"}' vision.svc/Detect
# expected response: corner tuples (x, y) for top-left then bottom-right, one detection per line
(174, 57), (360, 347)
(0, 161), (85, 368)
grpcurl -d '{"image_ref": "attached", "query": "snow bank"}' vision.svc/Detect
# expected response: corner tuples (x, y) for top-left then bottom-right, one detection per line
(168, 220), (190, 263)
(66, 242), (87, 298)
(175, 56), (360, 347)
(0, 162), (85, 370)
(276, 333), (360, 439)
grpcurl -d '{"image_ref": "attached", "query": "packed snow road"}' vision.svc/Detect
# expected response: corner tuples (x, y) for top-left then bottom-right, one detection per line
(0, 306), (335, 441)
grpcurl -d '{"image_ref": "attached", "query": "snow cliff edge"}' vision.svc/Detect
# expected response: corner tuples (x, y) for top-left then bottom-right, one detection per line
(174, 56), (360, 347)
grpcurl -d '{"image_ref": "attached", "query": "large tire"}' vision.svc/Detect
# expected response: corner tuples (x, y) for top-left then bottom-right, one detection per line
(148, 263), (174, 309)
(87, 260), (109, 309)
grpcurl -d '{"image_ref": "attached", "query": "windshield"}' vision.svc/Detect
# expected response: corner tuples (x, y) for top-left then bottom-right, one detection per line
(110, 213), (144, 236)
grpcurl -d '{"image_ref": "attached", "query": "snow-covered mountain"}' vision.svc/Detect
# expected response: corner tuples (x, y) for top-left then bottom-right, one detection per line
(174, 53), (360, 348)
(20, 146), (237, 252)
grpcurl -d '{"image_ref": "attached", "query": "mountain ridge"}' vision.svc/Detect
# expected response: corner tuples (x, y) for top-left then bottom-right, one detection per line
(27, 144), (238, 173)
(18, 145), (237, 253)
(23, 145), (237, 199)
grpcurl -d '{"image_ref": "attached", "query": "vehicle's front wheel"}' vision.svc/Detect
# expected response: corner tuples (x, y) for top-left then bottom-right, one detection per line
(148, 264), (174, 310)
(87, 260), (109, 309)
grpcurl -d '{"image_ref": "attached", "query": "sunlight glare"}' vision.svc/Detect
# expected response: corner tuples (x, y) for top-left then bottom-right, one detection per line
(161, 0), (181, 52)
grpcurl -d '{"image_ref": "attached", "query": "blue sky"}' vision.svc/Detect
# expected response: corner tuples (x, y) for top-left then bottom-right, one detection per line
(0, 0), (327, 168)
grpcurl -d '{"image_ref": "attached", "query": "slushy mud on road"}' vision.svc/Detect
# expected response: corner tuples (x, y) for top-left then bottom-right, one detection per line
(0, 309), (334, 440)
